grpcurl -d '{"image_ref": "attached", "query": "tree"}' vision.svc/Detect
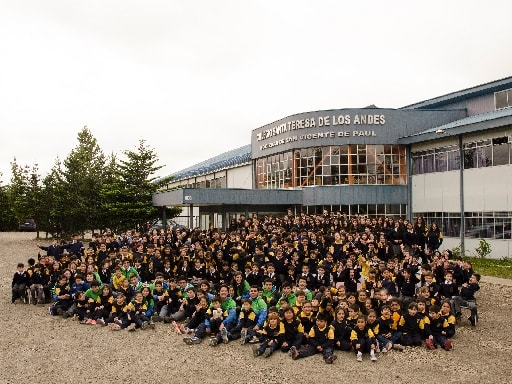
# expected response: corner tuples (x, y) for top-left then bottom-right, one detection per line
(0, 174), (16, 231)
(58, 126), (107, 235)
(100, 139), (177, 232)
(41, 159), (66, 238)
(7, 159), (43, 234)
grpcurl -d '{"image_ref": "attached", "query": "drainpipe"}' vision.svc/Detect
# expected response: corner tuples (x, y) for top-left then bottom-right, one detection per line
(459, 134), (465, 257)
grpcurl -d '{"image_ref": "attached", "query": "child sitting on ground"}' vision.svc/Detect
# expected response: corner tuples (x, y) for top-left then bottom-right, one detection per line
(106, 292), (129, 330)
(125, 291), (148, 331)
(289, 312), (337, 364)
(332, 307), (352, 352)
(398, 302), (426, 347)
(350, 314), (378, 362)
(425, 304), (453, 351)
(71, 290), (89, 321)
(49, 275), (72, 316)
(187, 296), (225, 345)
(88, 284), (114, 325)
(233, 299), (258, 345)
(375, 305), (403, 352)
(253, 312), (284, 358)
(279, 307), (304, 354)
(182, 296), (210, 344)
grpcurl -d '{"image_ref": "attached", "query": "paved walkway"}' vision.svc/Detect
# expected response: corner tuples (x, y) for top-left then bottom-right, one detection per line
(481, 275), (512, 286)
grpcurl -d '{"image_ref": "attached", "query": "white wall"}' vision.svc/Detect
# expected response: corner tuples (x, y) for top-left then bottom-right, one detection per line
(412, 170), (460, 212)
(412, 165), (512, 212)
(464, 166), (512, 211)
(227, 164), (252, 188)
(442, 237), (511, 259)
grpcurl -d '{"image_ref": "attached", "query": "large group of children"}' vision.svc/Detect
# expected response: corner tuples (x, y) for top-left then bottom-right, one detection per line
(11, 211), (481, 362)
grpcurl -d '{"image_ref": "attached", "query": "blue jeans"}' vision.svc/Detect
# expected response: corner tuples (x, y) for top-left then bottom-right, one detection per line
(376, 331), (402, 348)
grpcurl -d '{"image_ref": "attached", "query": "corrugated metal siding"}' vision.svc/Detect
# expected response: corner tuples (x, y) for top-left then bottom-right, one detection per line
(301, 185), (407, 205)
(436, 93), (495, 116)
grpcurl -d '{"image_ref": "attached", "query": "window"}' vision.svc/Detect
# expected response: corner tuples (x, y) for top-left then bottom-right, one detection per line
(415, 211), (512, 239)
(495, 89), (512, 110)
(446, 148), (460, 171)
(256, 145), (406, 188)
(492, 136), (510, 166)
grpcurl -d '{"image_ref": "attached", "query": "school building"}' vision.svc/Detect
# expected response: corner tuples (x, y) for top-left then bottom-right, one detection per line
(153, 76), (512, 258)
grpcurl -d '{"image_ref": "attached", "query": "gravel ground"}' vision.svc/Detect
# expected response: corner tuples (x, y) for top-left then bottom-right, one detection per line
(1, 232), (511, 384)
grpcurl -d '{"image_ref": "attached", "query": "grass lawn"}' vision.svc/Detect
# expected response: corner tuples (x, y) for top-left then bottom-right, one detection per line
(465, 257), (512, 279)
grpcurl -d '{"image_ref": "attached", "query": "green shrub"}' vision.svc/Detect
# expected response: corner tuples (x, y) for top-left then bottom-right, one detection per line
(474, 239), (492, 258)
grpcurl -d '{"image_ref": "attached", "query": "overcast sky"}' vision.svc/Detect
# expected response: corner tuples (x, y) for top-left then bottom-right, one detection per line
(1, 0), (510, 184)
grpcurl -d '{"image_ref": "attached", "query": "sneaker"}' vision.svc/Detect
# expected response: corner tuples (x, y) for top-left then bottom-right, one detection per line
(370, 353), (377, 362)
(208, 338), (218, 346)
(114, 318), (123, 326)
(148, 321), (156, 329)
(110, 324), (121, 331)
(141, 321), (148, 330)
(89, 319), (97, 325)
(221, 327), (229, 344)
(86, 318), (93, 324)
(96, 318), (105, 325)
(248, 336), (259, 344)
(444, 339), (452, 351)
(356, 352), (363, 362)
(325, 354), (337, 364)
(290, 346), (299, 360)
(381, 347), (387, 353)
(126, 323), (136, 332)
(262, 348), (272, 358)
(384, 342), (393, 353)
(392, 343), (405, 351)
(240, 328), (248, 345)
(80, 319), (88, 324)
(252, 345), (261, 357)
(425, 339), (436, 350)
(184, 336), (201, 345)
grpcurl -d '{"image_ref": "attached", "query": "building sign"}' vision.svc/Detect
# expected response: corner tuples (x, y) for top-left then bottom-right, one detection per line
(252, 108), (468, 157)
(259, 130), (381, 150)
(256, 114), (385, 142)
(255, 113), (385, 151)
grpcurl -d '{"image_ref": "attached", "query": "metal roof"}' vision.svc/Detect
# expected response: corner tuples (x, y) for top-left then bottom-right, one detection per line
(398, 107), (512, 144)
(170, 144), (251, 180)
(402, 76), (512, 110)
